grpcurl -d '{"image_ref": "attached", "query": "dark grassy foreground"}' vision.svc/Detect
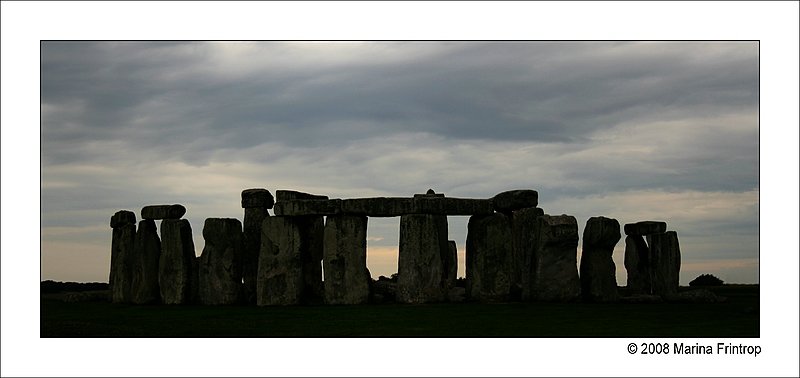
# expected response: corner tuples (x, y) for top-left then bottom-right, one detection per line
(41, 285), (758, 338)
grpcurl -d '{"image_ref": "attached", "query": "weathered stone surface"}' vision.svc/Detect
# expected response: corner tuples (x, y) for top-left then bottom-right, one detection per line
(466, 213), (512, 301)
(241, 189), (275, 209)
(159, 219), (196, 305)
(511, 207), (545, 300)
(131, 219), (161, 304)
(323, 215), (370, 304)
(397, 214), (448, 303)
(341, 198), (415, 216)
(275, 190), (328, 201)
(624, 221), (667, 236)
(624, 235), (651, 294)
(299, 216), (325, 302)
(257, 217), (304, 305)
(527, 215), (581, 302)
(110, 210), (136, 228)
(274, 199), (342, 216)
(109, 223), (136, 303)
(648, 231), (681, 296)
(255, 215), (323, 305)
(190, 256), (200, 304)
(198, 218), (243, 305)
(443, 240), (458, 291)
(274, 197), (494, 216)
(579, 216), (621, 302)
(412, 197), (494, 216)
(492, 189), (539, 214)
(141, 204), (186, 220)
(242, 207), (269, 304)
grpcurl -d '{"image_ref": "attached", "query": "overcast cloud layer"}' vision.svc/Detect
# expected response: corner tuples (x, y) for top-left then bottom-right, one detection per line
(41, 41), (759, 284)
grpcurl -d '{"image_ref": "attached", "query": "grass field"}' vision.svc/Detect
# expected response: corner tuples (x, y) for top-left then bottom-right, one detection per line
(41, 285), (758, 338)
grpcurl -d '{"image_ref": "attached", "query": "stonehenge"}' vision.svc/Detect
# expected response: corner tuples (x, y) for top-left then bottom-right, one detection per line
(108, 188), (685, 306)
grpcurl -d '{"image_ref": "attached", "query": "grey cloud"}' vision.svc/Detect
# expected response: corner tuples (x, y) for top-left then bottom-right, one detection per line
(42, 42), (758, 163)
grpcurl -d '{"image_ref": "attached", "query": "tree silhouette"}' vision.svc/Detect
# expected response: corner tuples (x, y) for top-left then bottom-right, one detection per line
(689, 274), (724, 286)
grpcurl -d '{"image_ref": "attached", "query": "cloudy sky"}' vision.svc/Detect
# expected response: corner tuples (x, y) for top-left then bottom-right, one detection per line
(40, 41), (759, 285)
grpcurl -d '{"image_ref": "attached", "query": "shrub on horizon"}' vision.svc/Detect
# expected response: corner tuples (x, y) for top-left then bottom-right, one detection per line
(689, 274), (724, 287)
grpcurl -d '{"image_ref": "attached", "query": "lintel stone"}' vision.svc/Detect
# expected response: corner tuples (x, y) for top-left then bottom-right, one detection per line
(274, 197), (493, 217)
(141, 204), (186, 220)
(492, 190), (539, 214)
(274, 199), (342, 216)
(275, 190), (329, 202)
(624, 221), (667, 236)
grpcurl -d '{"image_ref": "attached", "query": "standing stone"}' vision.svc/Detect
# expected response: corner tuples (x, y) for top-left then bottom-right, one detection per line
(466, 213), (512, 301)
(198, 218), (243, 305)
(241, 188), (274, 304)
(190, 256), (200, 304)
(397, 214), (448, 303)
(159, 219), (196, 305)
(624, 235), (651, 294)
(257, 216), (304, 305)
(580, 217), (621, 302)
(141, 204), (186, 220)
(443, 240), (458, 291)
(323, 215), (370, 304)
(512, 207), (545, 301)
(528, 215), (581, 302)
(254, 212), (324, 305)
(130, 219), (161, 304)
(648, 231), (681, 296)
(109, 210), (136, 303)
(256, 215), (323, 305)
(298, 216), (324, 302)
(110, 210), (137, 228)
